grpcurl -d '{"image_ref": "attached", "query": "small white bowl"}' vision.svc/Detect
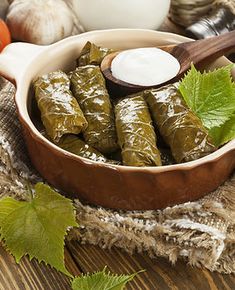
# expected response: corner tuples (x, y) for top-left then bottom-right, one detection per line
(77, 0), (171, 31)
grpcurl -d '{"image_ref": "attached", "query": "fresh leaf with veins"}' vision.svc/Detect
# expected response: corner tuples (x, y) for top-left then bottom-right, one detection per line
(179, 64), (235, 128)
(179, 64), (235, 146)
(72, 266), (144, 290)
(0, 183), (78, 277)
(209, 115), (235, 146)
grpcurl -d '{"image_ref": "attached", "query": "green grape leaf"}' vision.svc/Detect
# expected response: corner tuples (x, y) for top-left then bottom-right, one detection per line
(179, 64), (235, 146)
(72, 267), (144, 290)
(209, 114), (235, 146)
(179, 64), (235, 129)
(0, 183), (78, 277)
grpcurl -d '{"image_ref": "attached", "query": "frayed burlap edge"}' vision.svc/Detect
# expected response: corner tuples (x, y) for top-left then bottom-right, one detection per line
(68, 180), (235, 274)
(0, 78), (235, 274)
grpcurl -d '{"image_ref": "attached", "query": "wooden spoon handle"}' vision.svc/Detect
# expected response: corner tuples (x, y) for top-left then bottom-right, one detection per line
(174, 30), (235, 74)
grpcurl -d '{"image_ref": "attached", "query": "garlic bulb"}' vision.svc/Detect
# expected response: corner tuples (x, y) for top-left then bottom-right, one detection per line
(6, 0), (75, 45)
(63, 0), (85, 35)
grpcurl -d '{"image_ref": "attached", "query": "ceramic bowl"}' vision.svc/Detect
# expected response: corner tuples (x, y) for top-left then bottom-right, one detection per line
(0, 29), (234, 210)
(77, 0), (171, 31)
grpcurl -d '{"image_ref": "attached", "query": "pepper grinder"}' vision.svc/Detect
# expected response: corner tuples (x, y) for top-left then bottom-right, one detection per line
(186, 0), (235, 39)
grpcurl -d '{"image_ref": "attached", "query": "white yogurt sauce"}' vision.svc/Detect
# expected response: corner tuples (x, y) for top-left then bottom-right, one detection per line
(111, 47), (180, 86)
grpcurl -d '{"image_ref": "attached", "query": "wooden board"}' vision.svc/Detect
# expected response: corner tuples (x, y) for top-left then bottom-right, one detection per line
(0, 242), (235, 290)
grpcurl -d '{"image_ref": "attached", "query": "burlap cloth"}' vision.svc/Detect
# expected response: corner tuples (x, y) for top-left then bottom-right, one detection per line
(0, 77), (235, 274)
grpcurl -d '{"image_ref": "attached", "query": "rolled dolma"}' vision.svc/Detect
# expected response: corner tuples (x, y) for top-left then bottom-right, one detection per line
(77, 41), (113, 66)
(115, 94), (162, 167)
(70, 65), (118, 154)
(58, 134), (108, 163)
(145, 84), (216, 163)
(58, 134), (120, 165)
(34, 71), (87, 142)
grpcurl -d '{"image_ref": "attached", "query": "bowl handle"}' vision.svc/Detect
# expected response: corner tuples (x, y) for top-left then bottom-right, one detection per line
(0, 42), (46, 84)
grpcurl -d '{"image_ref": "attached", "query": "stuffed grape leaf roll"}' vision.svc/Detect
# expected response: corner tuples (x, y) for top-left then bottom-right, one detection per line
(34, 71), (87, 142)
(77, 41), (113, 66)
(70, 65), (118, 154)
(58, 134), (108, 163)
(145, 84), (216, 163)
(115, 94), (162, 167)
(58, 134), (120, 164)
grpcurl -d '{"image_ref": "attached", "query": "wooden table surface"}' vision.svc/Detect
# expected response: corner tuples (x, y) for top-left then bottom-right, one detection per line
(1, 241), (235, 290)
(0, 19), (235, 290)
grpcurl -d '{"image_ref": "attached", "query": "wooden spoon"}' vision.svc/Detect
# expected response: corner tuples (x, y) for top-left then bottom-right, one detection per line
(101, 30), (235, 96)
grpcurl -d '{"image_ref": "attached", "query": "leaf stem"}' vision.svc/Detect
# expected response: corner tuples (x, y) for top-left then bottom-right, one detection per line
(25, 182), (34, 202)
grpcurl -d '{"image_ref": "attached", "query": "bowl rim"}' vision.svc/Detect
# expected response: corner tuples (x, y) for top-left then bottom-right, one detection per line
(14, 28), (235, 173)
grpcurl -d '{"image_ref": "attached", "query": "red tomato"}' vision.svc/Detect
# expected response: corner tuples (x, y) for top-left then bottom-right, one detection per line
(0, 19), (11, 52)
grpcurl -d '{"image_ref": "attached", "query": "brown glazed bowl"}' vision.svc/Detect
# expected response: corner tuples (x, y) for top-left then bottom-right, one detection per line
(0, 29), (234, 210)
